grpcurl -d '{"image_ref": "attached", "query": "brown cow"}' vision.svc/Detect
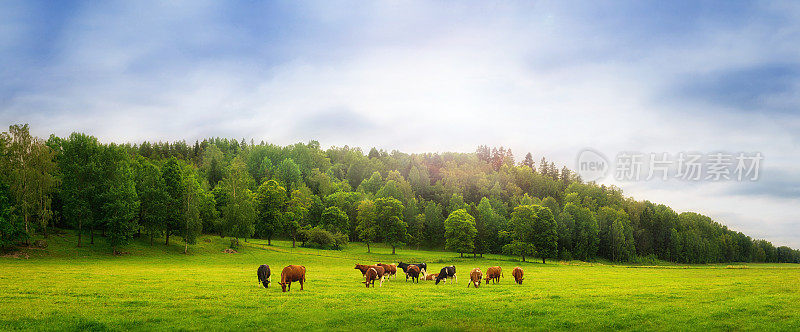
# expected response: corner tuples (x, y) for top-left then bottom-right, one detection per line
(364, 267), (383, 288)
(424, 273), (438, 281)
(485, 266), (502, 284)
(279, 265), (306, 292)
(467, 268), (482, 288)
(355, 264), (385, 279)
(405, 265), (421, 283)
(377, 263), (397, 280)
(512, 267), (524, 284)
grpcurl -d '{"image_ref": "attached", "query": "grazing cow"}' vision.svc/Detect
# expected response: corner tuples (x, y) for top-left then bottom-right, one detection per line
(512, 267), (524, 285)
(424, 273), (438, 281)
(405, 265), (421, 283)
(377, 263), (397, 280)
(354, 264), (386, 280)
(279, 265), (306, 292)
(468, 268), (482, 288)
(484, 266), (502, 284)
(364, 267), (383, 288)
(434, 266), (456, 285)
(257, 264), (271, 288)
(397, 262), (427, 276)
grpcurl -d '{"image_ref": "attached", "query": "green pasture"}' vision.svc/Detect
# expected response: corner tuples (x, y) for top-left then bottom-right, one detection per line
(1, 233), (799, 331)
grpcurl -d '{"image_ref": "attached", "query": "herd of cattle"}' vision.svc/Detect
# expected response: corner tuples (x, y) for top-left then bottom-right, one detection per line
(257, 263), (525, 292)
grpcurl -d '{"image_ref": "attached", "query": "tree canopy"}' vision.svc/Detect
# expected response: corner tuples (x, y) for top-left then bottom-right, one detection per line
(3, 123), (798, 264)
(445, 209), (477, 257)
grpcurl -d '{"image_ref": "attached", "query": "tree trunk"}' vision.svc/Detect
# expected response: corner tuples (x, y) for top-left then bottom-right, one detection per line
(460, 252), (463, 258)
(166, 232), (170, 246)
(542, 258), (546, 264)
(24, 214), (29, 245)
(367, 242), (370, 253)
(90, 228), (94, 245)
(267, 236), (271, 246)
(392, 246), (396, 255)
(150, 233), (154, 246)
(292, 231), (296, 248)
(184, 241), (188, 254)
(77, 221), (82, 247)
(522, 254), (525, 262)
(102, 228), (105, 237)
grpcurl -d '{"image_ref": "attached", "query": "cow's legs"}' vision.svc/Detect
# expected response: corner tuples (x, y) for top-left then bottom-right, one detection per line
(300, 280), (304, 290)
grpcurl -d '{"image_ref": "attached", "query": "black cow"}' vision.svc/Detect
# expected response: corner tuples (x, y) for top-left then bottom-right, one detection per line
(434, 266), (456, 285)
(397, 262), (428, 278)
(257, 264), (271, 288)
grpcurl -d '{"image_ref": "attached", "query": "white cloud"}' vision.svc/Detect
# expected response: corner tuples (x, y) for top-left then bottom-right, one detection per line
(1, 1), (799, 246)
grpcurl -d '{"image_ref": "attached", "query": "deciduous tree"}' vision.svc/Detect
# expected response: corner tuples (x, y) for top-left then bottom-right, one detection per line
(356, 199), (377, 253)
(255, 179), (285, 245)
(375, 197), (406, 254)
(134, 159), (168, 246)
(508, 204), (558, 263)
(2, 124), (57, 242)
(444, 209), (477, 257)
(60, 132), (102, 247)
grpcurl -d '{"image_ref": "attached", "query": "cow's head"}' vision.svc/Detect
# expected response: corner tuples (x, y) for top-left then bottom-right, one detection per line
(279, 282), (287, 292)
(518, 277), (524, 284)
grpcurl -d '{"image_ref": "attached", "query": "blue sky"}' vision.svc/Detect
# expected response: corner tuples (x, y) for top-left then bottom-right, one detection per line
(2, 1), (799, 247)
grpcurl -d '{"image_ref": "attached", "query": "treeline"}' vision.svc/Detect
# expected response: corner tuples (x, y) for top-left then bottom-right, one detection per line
(1, 124), (799, 263)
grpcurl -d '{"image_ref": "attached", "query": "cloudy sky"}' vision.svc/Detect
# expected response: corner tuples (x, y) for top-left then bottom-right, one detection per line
(2, 1), (799, 247)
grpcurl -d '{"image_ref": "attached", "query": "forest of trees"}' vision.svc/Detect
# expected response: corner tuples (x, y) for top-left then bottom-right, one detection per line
(2, 124), (799, 263)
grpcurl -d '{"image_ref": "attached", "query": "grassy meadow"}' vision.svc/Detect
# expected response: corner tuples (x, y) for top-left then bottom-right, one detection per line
(1, 233), (799, 331)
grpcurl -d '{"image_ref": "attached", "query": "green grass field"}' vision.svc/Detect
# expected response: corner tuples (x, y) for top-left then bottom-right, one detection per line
(1, 233), (799, 331)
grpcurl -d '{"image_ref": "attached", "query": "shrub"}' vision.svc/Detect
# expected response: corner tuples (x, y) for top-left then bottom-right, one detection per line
(303, 227), (348, 250)
(633, 254), (661, 265)
(332, 231), (348, 250)
(297, 226), (311, 246)
(308, 227), (333, 247)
